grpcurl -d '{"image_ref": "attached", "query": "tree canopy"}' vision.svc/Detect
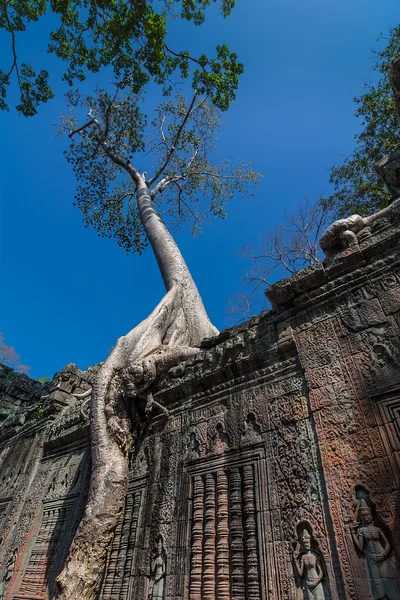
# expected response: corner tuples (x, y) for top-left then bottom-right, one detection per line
(1, 0), (242, 116)
(327, 25), (400, 217)
(61, 88), (260, 253)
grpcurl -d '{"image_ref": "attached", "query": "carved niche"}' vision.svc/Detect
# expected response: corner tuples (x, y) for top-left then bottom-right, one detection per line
(147, 534), (167, 600)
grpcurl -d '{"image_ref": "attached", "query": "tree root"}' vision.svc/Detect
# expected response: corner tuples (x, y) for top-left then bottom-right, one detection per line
(55, 284), (217, 600)
(319, 197), (400, 257)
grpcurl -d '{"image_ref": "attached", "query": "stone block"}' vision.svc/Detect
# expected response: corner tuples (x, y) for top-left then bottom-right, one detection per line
(290, 262), (327, 294)
(340, 298), (387, 332)
(323, 247), (366, 280)
(265, 278), (295, 308)
(379, 287), (400, 315)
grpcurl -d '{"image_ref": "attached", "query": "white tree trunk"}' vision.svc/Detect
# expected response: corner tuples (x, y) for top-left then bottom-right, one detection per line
(55, 176), (217, 600)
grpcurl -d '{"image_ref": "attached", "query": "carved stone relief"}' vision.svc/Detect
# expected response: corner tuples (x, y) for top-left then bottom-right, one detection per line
(292, 522), (330, 600)
(148, 534), (167, 600)
(241, 412), (262, 444)
(100, 478), (147, 600)
(0, 547), (17, 600)
(12, 496), (82, 600)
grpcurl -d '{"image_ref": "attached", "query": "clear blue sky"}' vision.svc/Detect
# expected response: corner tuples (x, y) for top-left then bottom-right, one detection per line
(1, 0), (399, 379)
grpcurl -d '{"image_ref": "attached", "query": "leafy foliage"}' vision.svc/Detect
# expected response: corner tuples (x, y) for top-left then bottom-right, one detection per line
(327, 25), (400, 217)
(1, 0), (242, 115)
(60, 89), (260, 253)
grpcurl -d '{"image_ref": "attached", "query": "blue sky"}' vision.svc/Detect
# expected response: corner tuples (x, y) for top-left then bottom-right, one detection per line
(1, 0), (399, 379)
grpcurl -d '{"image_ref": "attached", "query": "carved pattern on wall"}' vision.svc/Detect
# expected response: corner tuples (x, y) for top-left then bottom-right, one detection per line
(100, 478), (147, 600)
(0, 499), (10, 540)
(0, 437), (42, 501)
(188, 456), (264, 600)
(13, 495), (81, 600)
(0, 546), (17, 600)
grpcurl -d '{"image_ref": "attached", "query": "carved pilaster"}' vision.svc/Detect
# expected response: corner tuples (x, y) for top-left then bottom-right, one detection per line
(229, 467), (245, 599)
(216, 469), (229, 599)
(121, 490), (141, 598)
(203, 473), (216, 598)
(189, 475), (204, 600)
(243, 464), (261, 599)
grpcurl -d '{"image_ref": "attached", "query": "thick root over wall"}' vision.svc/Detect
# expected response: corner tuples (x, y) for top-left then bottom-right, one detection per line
(55, 284), (217, 600)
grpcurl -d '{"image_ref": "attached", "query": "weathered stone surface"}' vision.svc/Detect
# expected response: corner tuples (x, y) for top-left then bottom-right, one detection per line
(1, 208), (400, 600)
(340, 298), (387, 332)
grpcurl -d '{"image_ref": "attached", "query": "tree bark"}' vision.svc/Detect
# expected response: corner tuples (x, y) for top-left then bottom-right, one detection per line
(55, 175), (217, 600)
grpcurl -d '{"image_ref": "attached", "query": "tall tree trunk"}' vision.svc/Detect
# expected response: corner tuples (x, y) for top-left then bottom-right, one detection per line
(55, 176), (217, 600)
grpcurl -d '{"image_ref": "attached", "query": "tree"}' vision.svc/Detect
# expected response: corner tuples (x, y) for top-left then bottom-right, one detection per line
(227, 199), (330, 323)
(2, 4), (257, 597)
(0, 0), (242, 116)
(52, 83), (259, 598)
(0, 332), (30, 374)
(327, 25), (400, 218)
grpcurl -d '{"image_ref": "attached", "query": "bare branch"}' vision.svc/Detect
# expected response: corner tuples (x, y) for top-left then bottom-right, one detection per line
(172, 180), (200, 222)
(148, 94), (198, 186)
(68, 118), (95, 138)
(228, 197), (331, 322)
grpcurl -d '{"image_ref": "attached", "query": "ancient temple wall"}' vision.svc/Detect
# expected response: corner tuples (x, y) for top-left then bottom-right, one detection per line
(0, 365), (94, 600)
(0, 211), (399, 600)
(267, 213), (400, 600)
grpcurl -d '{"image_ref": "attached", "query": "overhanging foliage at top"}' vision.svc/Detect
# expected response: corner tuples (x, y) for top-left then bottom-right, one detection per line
(327, 25), (400, 217)
(0, 0), (242, 116)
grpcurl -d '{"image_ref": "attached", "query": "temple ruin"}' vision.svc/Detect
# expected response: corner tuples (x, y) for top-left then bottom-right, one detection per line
(1, 202), (400, 600)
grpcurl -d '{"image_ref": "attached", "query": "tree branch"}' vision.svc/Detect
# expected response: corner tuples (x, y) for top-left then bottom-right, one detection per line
(164, 44), (208, 71)
(148, 94), (198, 186)
(69, 110), (141, 183)
(3, 0), (21, 90)
(68, 118), (95, 138)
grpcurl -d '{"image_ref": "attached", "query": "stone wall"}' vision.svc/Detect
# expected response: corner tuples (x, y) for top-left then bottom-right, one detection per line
(0, 208), (400, 600)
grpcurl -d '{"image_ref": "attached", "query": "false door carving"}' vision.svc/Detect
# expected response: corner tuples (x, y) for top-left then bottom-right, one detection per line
(187, 446), (268, 600)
